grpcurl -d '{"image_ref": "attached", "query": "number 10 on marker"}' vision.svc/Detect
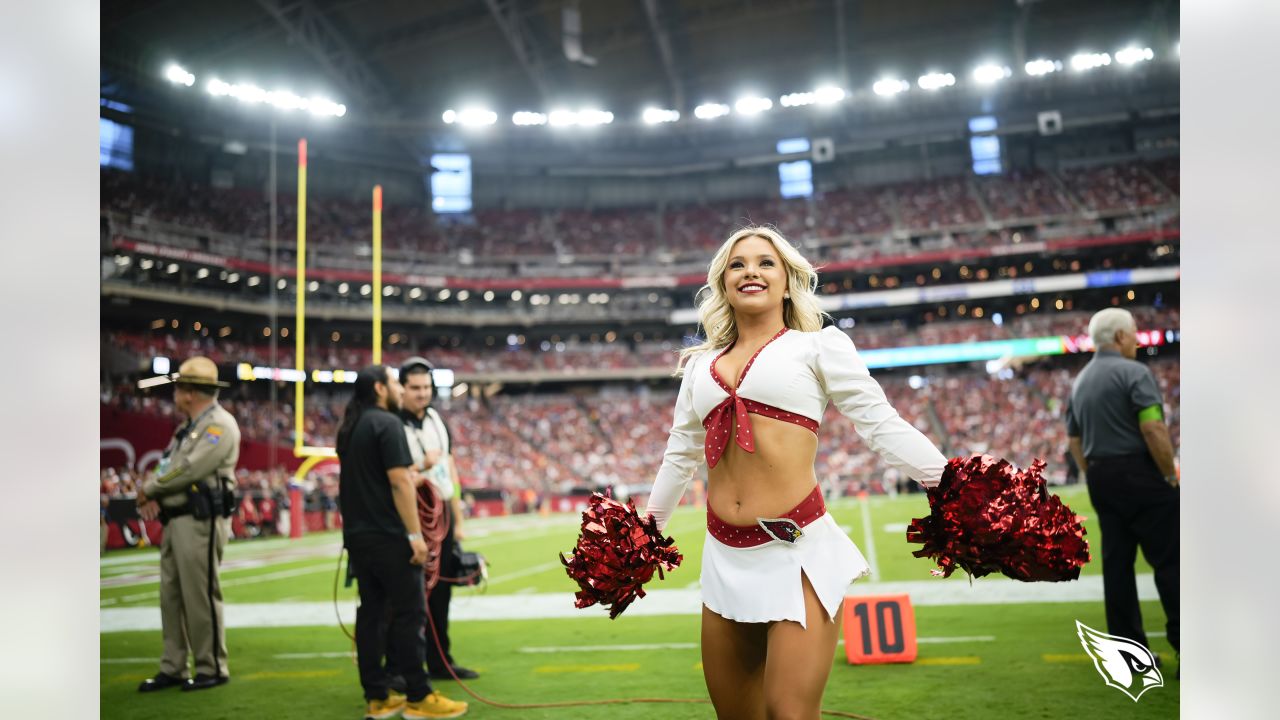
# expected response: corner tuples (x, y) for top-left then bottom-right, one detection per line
(841, 594), (918, 664)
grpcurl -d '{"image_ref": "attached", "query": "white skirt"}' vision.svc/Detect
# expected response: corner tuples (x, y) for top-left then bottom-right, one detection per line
(700, 512), (871, 629)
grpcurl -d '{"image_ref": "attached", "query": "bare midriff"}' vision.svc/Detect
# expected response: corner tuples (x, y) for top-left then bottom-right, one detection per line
(706, 412), (819, 526)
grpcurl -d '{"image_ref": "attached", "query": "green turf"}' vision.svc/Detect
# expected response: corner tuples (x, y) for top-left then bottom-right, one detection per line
(101, 487), (1144, 609)
(102, 487), (1177, 718)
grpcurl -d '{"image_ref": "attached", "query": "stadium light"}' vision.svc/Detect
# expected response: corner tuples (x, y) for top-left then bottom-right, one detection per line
(547, 109), (613, 127)
(443, 108), (497, 126)
(164, 63), (195, 87)
(1115, 46), (1155, 65)
(642, 107), (680, 124)
(1024, 58), (1063, 76)
(781, 91), (815, 107)
(205, 78), (345, 117)
(549, 109), (577, 126)
(1070, 52), (1111, 72)
(734, 96), (773, 115)
(872, 78), (909, 97)
(780, 85), (846, 108)
(694, 102), (730, 120)
(814, 85), (846, 104)
(917, 72), (956, 91)
(512, 111), (548, 126)
(577, 109), (614, 126)
(972, 64), (1012, 85)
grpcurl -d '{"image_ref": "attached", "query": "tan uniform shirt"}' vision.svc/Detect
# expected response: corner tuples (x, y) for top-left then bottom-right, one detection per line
(144, 403), (241, 510)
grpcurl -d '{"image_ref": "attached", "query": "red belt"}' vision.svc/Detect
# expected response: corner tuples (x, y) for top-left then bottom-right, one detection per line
(706, 485), (827, 548)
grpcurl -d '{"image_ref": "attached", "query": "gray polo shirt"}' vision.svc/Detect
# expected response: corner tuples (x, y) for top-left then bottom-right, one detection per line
(1065, 349), (1165, 459)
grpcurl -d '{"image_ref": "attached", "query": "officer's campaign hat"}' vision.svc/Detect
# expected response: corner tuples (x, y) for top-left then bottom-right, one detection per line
(138, 356), (230, 389)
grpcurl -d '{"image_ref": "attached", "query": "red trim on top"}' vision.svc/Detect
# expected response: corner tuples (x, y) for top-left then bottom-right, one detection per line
(705, 327), (819, 468)
(739, 397), (820, 433)
(710, 326), (789, 392)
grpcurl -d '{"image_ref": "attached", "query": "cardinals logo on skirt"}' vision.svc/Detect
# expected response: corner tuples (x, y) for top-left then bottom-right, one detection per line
(758, 517), (804, 544)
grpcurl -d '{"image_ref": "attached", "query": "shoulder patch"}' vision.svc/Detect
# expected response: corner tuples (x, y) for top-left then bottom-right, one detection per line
(204, 425), (224, 444)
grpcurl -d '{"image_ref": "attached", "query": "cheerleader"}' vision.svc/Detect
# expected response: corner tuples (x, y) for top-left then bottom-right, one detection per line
(645, 226), (947, 719)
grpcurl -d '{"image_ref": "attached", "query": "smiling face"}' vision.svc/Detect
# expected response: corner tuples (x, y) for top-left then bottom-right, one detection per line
(401, 368), (434, 416)
(723, 234), (789, 318)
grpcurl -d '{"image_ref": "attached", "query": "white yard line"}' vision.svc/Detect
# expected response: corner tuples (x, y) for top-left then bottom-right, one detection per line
(483, 559), (564, 586)
(519, 643), (699, 653)
(858, 498), (879, 580)
(101, 573), (1161, 631)
(101, 564), (341, 607)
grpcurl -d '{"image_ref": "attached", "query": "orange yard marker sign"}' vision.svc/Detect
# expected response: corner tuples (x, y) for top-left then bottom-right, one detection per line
(842, 594), (917, 664)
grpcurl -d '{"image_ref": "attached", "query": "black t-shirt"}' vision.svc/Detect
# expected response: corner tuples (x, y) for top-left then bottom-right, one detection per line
(339, 407), (415, 545)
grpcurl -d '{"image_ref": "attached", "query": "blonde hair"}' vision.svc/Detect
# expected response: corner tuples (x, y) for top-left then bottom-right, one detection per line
(674, 225), (830, 375)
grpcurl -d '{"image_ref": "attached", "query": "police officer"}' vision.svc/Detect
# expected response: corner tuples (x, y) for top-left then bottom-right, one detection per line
(398, 357), (478, 681)
(135, 357), (239, 692)
(1066, 308), (1179, 668)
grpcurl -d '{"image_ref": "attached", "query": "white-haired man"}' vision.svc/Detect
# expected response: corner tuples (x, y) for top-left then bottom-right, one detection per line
(1065, 307), (1179, 675)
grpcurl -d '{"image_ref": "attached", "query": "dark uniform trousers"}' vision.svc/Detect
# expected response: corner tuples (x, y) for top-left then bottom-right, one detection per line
(426, 502), (459, 674)
(159, 514), (231, 678)
(1085, 453), (1179, 653)
(348, 535), (431, 702)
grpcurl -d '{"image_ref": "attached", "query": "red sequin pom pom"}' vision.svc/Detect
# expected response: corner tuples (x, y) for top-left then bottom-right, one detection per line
(560, 492), (683, 619)
(906, 454), (1091, 582)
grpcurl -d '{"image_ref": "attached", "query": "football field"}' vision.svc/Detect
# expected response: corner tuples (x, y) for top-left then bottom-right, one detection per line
(100, 487), (1178, 719)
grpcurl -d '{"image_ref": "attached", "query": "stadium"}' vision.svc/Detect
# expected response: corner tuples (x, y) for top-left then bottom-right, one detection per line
(100, 1), (1180, 718)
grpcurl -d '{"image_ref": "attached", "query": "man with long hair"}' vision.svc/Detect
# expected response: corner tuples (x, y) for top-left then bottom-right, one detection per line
(337, 365), (467, 719)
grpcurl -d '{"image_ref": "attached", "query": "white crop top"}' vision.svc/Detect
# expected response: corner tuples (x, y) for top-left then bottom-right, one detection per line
(645, 325), (946, 530)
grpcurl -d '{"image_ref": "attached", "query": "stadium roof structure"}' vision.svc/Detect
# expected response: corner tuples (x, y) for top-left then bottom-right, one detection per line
(102, 0), (1179, 171)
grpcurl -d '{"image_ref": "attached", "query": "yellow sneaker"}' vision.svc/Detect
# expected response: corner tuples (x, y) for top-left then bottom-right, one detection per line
(364, 691), (407, 719)
(402, 691), (468, 719)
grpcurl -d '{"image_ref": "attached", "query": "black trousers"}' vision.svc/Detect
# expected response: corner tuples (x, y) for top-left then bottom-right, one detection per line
(426, 502), (458, 673)
(347, 536), (432, 702)
(1085, 453), (1180, 653)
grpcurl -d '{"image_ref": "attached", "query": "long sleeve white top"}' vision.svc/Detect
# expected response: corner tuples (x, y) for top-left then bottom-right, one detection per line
(646, 325), (946, 530)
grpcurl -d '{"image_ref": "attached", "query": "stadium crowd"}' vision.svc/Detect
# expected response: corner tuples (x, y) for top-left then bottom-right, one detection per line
(102, 158), (1178, 262)
(103, 354), (1181, 501)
